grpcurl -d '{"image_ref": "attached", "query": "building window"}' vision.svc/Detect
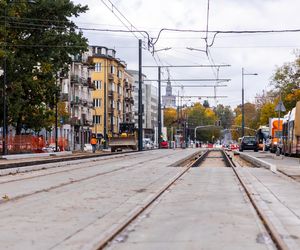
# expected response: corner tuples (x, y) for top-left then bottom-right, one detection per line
(93, 98), (102, 107)
(118, 85), (122, 94)
(117, 70), (123, 78)
(94, 80), (101, 89)
(95, 63), (101, 72)
(111, 82), (115, 91)
(93, 115), (101, 124)
(117, 101), (121, 111)
(110, 65), (115, 74)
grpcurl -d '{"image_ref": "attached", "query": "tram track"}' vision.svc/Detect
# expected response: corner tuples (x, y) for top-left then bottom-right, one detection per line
(93, 150), (209, 250)
(222, 151), (289, 250)
(98, 149), (288, 250)
(1, 148), (294, 249)
(0, 150), (142, 170)
(0, 150), (200, 205)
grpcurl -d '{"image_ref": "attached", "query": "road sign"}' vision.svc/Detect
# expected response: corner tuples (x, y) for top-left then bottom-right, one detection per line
(275, 101), (286, 112)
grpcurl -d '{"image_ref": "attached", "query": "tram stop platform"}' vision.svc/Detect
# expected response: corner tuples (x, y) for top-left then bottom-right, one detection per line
(237, 151), (300, 180)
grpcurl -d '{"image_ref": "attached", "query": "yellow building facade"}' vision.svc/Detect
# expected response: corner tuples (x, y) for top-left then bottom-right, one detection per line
(88, 46), (126, 138)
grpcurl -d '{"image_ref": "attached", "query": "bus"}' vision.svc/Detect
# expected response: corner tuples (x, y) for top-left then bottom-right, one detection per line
(281, 101), (300, 156)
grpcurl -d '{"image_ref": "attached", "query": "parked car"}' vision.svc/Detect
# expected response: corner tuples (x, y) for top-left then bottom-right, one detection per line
(42, 144), (59, 152)
(143, 138), (154, 150)
(160, 141), (169, 149)
(239, 136), (258, 152)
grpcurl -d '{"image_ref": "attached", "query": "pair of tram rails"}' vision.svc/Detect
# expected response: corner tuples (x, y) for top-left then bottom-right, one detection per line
(96, 150), (287, 250)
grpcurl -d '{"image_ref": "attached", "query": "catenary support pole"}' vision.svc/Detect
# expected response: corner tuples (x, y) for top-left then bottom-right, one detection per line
(241, 68), (245, 137)
(158, 66), (162, 148)
(138, 39), (143, 151)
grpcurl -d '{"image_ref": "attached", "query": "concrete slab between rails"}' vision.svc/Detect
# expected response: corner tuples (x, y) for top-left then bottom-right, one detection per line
(238, 152), (277, 173)
(0, 151), (72, 160)
(167, 149), (206, 167)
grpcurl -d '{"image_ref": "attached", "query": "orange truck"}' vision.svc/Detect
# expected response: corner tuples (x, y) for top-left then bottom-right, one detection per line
(269, 118), (283, 153)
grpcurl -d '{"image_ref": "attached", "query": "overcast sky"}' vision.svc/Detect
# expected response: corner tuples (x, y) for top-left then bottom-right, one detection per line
(72, 0), (300, 108)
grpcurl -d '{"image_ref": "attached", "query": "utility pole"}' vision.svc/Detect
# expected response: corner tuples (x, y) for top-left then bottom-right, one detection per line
(138, 39), (143, 151)
(2, 6), (7, 155)
(158, 66), (162, 148)
(241, 68), (245, 137)
(55, 75), (59, 152)
(241, 68), (257, 137)
(104, 60), (107, 149)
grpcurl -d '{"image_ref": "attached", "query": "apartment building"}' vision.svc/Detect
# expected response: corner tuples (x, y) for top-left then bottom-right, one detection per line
(87, 46), (126, 138)
(123, 71), (134, 123)
(127, 70), (158, 140)
(68, 53), (94, 150)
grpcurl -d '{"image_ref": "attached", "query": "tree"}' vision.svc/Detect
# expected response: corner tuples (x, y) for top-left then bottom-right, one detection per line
(214, 104), (234, 129)
(232, 103), (259, 140)
(259, 102), (277, 125)
(187, 102), (220, 142)
(271, 54), (300, 111)
(0, 0), (88, 134)
(163, 107), (177, 139)
(163, 108), (177, 128)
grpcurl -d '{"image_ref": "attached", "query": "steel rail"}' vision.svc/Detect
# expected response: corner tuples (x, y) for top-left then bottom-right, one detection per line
(221, 150), (289, 250)
(0, 149), (144, 170)
(0, 151), (191, 205)
(94, 150), (209, 249)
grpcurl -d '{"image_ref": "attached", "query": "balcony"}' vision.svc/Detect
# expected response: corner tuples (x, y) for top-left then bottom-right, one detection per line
(108, 73), (114, 80)
(81, 99), (88, 106)
(108, 107), (114, 113)
(72, 54), (82, 62)
(71, 74), (88, 86)
(83, 120), (92, 127)
(70, 117), (80, 126)
(60, 93), (69, 102)
(71, 74), (81, 85)
(81, 114), (92, 126)
(71, 96), (81, 106)
(108, 90), (114, 97)
(82, 77), (88, 86)
(87, 101), (94, 108)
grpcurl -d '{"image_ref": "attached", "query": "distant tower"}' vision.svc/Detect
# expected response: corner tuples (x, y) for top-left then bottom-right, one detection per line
(162, 78), (176, 108)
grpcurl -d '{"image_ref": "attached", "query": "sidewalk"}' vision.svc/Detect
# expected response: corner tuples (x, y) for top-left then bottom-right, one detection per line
(238, 151), (300, 180)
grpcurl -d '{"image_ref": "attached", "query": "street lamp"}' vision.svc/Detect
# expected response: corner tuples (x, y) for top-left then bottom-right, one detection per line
(241, 68), (258, 137)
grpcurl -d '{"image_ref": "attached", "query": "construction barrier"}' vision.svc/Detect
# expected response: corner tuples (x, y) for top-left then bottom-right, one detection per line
(0, 135), (69, 154)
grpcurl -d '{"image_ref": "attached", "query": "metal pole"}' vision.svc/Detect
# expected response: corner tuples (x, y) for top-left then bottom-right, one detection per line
(241, 68), (245, 137)
(104, 60), (107, 149)
(276, 92), (281, 156)
(138, 39), (143, 151)
(55, 77), (58, 152)
(2, 6), (7, 155)
(158, 66), (162, 148)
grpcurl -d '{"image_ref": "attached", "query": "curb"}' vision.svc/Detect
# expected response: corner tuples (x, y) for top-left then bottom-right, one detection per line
(238, 152), (277, 173)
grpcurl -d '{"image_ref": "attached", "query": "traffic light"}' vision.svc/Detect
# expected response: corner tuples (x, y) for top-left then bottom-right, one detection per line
(215, 120), (221, 126)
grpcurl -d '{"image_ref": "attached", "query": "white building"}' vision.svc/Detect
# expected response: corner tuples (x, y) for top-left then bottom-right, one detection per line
(162, 78), (176, 108)
(127, 70), (158, 140)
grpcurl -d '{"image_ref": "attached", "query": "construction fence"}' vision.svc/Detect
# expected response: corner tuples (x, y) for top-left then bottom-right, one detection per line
(0, 135), (69, 154)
